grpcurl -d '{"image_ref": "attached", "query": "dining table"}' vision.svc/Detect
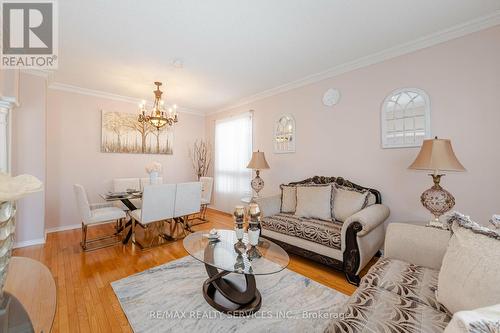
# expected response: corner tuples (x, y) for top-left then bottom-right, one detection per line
(99, 192), (142, 244)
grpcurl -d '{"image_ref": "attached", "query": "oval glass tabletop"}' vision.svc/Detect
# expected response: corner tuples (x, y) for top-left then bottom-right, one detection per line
(183, 229), (289, 275)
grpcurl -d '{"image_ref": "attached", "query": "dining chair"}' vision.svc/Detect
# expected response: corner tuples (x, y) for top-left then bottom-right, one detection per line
(73, 184), (126, 251)
(199, 177), (213, 221)
(140, 177), (164, 190)
(130, 183), (176, 249)
(173, 182), (201, 235)
(113, 178), (142, 210)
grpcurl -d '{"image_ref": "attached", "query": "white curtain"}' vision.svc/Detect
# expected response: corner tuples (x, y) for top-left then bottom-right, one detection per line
(214, 112), (253, 212)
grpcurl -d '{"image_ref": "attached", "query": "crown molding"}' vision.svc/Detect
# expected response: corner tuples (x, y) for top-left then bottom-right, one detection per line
(48, 82), (206, 116)
(209, 10), (500, 115)
(20, 69), (54, 81)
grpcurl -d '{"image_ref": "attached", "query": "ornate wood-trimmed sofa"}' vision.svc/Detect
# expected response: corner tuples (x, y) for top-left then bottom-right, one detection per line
(256, 176), (390, 285)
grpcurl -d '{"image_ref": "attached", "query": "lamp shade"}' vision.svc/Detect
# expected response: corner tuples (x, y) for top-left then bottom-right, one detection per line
(408, 138), (465, 172)
(247, 151), (270, 170)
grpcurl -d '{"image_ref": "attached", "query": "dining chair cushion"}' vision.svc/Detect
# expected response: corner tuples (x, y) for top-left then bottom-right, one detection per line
(200, 177), (213, 204)
(73, 184), (92, 221)
(174, 182), (201, 217)
(140, 183), (176, 224)
(140, 177), (164, 190)
(113, 178), (140, 192)
(86, 207), (126, 225)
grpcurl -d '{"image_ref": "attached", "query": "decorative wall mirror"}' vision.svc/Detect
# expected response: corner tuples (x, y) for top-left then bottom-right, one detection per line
(274, 114), (295, 153)
(381, 88), (431, 148)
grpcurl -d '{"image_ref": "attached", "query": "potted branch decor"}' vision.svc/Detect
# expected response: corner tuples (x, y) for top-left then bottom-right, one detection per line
(189, 139), (212, 180)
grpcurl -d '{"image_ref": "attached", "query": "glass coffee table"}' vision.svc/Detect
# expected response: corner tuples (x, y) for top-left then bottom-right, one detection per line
(183, 229), (289, 316)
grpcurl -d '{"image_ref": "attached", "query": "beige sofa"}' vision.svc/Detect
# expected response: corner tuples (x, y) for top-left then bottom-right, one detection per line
(326, 223), (452, 332)
(256, 176), (390, 285)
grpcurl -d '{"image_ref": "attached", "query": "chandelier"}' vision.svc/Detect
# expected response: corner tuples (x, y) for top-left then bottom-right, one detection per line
(138, 81), (178, 130)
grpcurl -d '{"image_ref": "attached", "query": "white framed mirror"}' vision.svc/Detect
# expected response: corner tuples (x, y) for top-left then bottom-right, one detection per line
(274, 114), (295, 153)
(381, 88), (431, 149)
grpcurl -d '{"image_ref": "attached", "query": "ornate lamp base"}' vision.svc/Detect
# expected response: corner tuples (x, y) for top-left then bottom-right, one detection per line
(250, 170), (264, 202)
(420, 174), (455, 228)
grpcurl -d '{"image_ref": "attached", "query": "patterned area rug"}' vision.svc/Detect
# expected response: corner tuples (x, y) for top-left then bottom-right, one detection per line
(112, 256), (348, 333)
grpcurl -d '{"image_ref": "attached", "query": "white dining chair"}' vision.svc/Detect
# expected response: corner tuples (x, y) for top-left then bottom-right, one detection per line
(113, 178), (142, 210)
(199, 177), (213, 221)
(73, 184), (126, 251)
(140, 177), (163, 190)
(173, 182), (201, 234)
(130, 183), (176, 249)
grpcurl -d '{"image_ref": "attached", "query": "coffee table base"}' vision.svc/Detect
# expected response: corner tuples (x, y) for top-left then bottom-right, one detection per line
(203, 264), (262, 316)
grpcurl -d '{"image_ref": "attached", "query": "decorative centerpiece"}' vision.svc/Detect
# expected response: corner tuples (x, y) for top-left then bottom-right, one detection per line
(233, 206), (246, 252)
(145, 161), (162, 185)
(0, 173), (43, 299)
(207, 229), (220, 242)
(247, 203), (262, 260)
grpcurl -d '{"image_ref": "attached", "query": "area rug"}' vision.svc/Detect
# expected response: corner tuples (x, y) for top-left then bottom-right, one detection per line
(111, 256), (348, 333)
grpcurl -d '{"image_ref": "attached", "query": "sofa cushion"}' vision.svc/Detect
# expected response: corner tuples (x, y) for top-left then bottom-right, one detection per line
(280, 184), (297, 213)
(360, 257), (445, 312)
(438, 212), (500, 314)
(325, 284), (451, 333)
(260, 213), (342, 250)
(295, 185), (332, 221)
(444, 304), (500, 333)
(331, 184), (369, 222)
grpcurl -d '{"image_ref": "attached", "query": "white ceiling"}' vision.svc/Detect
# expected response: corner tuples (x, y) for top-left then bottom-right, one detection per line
(52, 0), (500, 113)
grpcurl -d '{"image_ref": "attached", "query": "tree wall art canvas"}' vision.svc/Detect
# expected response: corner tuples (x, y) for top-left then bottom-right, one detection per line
(101, 110), (173, 154)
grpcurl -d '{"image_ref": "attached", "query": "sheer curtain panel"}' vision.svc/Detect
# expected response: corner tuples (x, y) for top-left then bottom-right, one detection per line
(214, 112), (253, 212)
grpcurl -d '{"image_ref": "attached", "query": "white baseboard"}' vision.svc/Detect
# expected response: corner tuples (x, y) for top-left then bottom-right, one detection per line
(14, 238), (46, 249)
(45, 223), (81, 234)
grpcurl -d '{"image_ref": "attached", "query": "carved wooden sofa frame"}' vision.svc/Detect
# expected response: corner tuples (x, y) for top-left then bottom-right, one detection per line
(257, 176), (388, 285)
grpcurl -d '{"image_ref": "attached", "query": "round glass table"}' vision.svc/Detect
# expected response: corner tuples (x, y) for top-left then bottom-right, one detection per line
(183, 229), (289, 316)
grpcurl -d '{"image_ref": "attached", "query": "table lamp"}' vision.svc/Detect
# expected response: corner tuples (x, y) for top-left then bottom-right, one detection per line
(408, 137), (465, 226)
(246, 151), (270, 201)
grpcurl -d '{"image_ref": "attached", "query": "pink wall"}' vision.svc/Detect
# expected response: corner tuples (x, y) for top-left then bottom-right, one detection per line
(46, 89), (205, 230)
(206, 26), (500, 224)
(11, 72), (47, 244)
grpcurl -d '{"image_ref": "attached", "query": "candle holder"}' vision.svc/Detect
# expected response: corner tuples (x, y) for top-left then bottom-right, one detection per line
(234, 252), (245, 272)
(233, 206), (246, 253)
(247, 203), (262, 259)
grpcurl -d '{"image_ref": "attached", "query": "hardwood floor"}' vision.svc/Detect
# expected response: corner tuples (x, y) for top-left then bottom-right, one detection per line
(13, 209), (374, 333)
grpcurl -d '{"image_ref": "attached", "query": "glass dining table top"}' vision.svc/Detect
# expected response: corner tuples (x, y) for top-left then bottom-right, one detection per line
(99, 191), (142, 201)
(183, 229), (289, 275)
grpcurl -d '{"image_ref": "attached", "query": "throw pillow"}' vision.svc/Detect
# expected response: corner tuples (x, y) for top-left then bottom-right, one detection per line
(294, 185), (332, 221)
(444, 304), (500, 333)
(331, 184), (369, 222)
(437, 212), (500, 314)
(280, 184), (297, 213)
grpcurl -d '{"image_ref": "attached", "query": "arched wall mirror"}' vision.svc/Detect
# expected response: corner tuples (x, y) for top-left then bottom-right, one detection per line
(274, 114), (295, 153)
(381, 88), (431, 149)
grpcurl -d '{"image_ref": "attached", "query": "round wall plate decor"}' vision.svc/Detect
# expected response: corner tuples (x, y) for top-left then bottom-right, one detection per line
(322, 88), (341, 106)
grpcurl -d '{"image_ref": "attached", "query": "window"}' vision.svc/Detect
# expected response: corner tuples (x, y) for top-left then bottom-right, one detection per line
(0, 107), (9, 173)
(214, 112), (253, 212)
(381, 88), (431, 148)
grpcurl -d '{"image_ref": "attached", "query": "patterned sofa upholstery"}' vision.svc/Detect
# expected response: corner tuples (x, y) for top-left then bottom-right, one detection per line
(256, 176), (390, 285)
(326, 223), (453, 332)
